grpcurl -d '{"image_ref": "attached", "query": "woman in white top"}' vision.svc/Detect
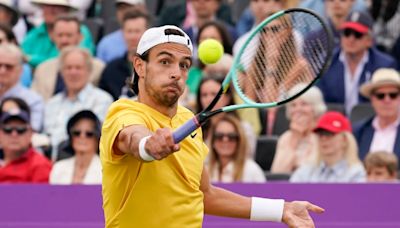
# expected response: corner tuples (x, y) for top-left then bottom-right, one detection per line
(271, 84), (327, 173)
(207, 115), (266, 183)
(50, 110), (102, 184)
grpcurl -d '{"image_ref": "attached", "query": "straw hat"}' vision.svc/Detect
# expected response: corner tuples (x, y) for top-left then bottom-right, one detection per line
(30, 0), (77, 10)
(360, 68), (400, 98)
(0, 0), (19, 26)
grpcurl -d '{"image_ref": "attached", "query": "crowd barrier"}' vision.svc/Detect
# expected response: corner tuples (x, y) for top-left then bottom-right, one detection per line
(0, 183), (398, 228)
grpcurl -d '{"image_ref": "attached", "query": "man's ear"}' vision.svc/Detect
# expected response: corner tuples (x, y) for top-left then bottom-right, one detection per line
(133, 56), (145, 78)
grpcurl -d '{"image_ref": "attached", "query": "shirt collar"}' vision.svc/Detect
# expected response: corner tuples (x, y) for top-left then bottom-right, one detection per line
(372, 116), (400, 130)
(318, 159), (347, 175)
(339, 49), (369, 65)
(62, 83), (93, 102)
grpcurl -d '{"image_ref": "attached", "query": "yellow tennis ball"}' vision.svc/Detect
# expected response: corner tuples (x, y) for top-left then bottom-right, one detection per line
(198, 39), (224, 65)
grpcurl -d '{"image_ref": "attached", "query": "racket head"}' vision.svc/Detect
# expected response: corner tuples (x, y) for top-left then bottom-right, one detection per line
(231, 8), (333, 108)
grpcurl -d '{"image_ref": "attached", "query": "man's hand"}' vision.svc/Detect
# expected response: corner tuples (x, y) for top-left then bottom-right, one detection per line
(282, 201), (324, 228)
(144, 128), (180, 160)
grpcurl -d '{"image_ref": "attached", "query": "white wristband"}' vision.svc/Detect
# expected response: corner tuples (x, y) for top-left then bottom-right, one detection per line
(138, 136), (154, 161)
(250, 197), (284, 222)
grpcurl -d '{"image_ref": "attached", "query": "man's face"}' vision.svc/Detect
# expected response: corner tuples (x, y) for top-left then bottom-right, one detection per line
(41, 5), (70, 25)
(135, 43), (192, 107)
(0, 119), (32, 154)
(123, 17), (147, 52)
(52, 20), (82, 50)
(250, 0), (283, 23)
(370, 85), (400, 120)
(0, 50), (21, 94)
(191, 0), (220, 19)
(367, 166), (397, 182)
(61, 51), (90, 94)
(0, 6), (12, 25)
(341, 28), (372, 55)
(325, 0), (354, 18)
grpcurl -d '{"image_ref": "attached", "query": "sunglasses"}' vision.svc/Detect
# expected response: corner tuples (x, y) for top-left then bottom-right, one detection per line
(315, 130), (336, 137)
(71, 130), (96, 138)
(214, 132), (239, 142)
(373, 92), (400, 100)
(0, 63), (16, 71)
(264, 25), (286, 34)
(342, 29), (365, 39)
(1, 125), (29, 135)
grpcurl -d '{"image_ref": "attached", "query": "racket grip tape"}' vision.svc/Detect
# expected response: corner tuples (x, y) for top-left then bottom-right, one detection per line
(173, 117), (201, 143)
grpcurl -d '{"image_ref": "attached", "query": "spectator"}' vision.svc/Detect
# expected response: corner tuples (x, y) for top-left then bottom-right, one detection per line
(364, 151), (398, 182)
(32, 15), (104, 101)
(354, 68), (400, 160)
(271, 84), (327, 173)
(370, 0), (400, 55)
(184, 0), (237, 57)
(0, 97), (51, 156)
(22, 0), (95, 67)
(300, 0), (366, 18)
(233, 0), (284, 55)
(0, 23), (32, 87)
(99, 9), (150, 100)
(0, 43), (44, 131)
(50, 110), (101, 184)
(44, 47), (113, 161)
(196, 75), (257, 157)
(0, 107), (51, 183)
(187, 20), (233, 96)
(290, 111), (366, 182)
(317, 11), (398, 115)
(96, 0), (147, 63)
(325, 0), (355, 46)
(0, 0), (26, 42)
(207, 115), (266, 183)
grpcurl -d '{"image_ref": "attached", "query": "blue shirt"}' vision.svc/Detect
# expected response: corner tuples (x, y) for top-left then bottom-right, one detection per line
(96, 30), (127, 63)
(1, 84), (44, 131)
(290, 159), (366, 183)
(300, 0), (367, 18)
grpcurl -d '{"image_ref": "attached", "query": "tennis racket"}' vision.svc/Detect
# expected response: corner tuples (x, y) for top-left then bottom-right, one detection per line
(173, 8), (333, 143)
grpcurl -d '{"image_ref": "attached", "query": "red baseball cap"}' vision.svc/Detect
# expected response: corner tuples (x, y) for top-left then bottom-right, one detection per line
(314, 111), (352, 133)
(340, 11), (373, 34)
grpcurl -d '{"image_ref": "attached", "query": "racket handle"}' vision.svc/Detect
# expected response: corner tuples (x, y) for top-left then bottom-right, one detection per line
(173, 117), (201, 143)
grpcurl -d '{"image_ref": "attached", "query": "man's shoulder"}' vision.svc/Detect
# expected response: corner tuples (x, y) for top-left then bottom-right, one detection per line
(28, 148), (52, 167)
(98, 30), (123, 47)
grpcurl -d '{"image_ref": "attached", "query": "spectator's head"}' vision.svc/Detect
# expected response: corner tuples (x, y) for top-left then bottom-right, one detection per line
(0, 103), (32, 158)
(66, 110), (101, 155)
(286, 84), (327, 121)
(325, 0), (355, 20)
(0, 44), (23, 94)
(197, 20), (233, 55)
(250, 0), (284, 24)
(51, 15), (82, 51)
(196, 75), (233, 113)
(340, 11), (373, 55)
(0, 23), (17, 45)
(122, 9), (151, 54)
(31, 0), (76, 26)
(59, 46), (92, 96)
(364, 151), (398, 182)
(190, 0), (221, 22)
(360, 68), (400, 121)
(116, 0), (146, 24)
(0, 97), (30, 114)
(208, 114), (248, 181)
(313, 111), (360, 166)
(0, 0), (19, 26)
(203, 53), (233, 79)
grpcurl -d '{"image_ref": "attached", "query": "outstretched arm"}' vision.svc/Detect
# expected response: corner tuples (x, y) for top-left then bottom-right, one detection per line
(200, 166), (325, 227)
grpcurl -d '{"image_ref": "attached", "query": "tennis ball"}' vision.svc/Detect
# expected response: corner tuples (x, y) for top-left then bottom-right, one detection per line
(198, 39), (224, 65)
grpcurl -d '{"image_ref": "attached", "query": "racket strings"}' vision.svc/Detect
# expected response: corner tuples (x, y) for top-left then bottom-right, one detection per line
(236, 12), (330, 104)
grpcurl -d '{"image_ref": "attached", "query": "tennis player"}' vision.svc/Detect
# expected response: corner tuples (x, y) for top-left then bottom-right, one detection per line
(100, 25), (324, 228)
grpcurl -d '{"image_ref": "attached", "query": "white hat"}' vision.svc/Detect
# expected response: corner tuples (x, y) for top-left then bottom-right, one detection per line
(116, 0), (145, 5)
(360, 68), (400, 98)
(137, 25), (193, 55)
(0, 0), (19, 26)
(30, 0), (77, 10)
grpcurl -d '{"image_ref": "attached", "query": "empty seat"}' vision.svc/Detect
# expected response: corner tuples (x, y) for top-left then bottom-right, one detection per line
(350, 103), (375, 123)
(255, 135), (278, 171)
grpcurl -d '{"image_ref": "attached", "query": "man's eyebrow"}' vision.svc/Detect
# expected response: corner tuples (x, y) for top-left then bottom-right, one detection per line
(157, 51), (173, 57)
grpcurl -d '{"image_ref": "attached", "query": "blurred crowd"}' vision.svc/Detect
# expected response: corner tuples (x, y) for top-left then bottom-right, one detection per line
(0, 0), (399, 185)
